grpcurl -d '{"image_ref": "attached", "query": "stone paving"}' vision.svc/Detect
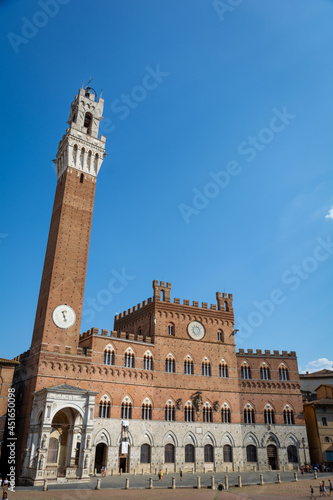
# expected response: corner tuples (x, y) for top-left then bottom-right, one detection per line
(10, 471), (332, 499)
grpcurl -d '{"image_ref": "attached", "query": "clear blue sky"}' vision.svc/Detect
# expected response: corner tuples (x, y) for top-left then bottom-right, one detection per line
(1, 0), (332, 371)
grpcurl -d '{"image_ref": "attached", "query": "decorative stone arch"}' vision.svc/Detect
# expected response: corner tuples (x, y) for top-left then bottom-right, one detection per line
(244, 401), (256, 412)
(262, 432), (280, 448)
(94, 429), (111, 447)
(284, 433), (300, 448)
(49, 402), (84, 423)
(121, 394), (133, 406)
(139, 429), (154, 447)
(243, 432), (260, 448)
(162, 430), (178, 447)
(182, 431), (198, 447)
(104, 342), (116, 352)
(202, 431), (217, 447)
(124, 345), (136, 356)
(221, 432), (235, 447)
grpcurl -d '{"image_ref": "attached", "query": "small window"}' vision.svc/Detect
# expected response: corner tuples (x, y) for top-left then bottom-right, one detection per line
(168, 324), (174, 336)
(165, 444), (175, 463)
(322, 417), (328, 426)
(217, 330), (224, 342)
(287, 445), (298, 463)
(80, 173), (84, 183)
(140, 444), (151, 464)
(223, 444), (232, 462)
(204, 444), (214, 463)
(84, 112), (92, 135)
(246, 445), (257, 462)
(325, 437), (330, 443)
(185, 444), (195, 463)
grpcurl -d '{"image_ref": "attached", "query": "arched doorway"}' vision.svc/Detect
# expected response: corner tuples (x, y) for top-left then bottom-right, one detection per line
(118, 443), (130, 473)
(95, 443), (107, 473)
(267, 444), (278, 470)
(46, 408), (82, 477)
(47, 410), (70, 476)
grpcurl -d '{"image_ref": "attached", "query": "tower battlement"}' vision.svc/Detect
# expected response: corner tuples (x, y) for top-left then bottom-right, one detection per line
(114, 280), (234, 321)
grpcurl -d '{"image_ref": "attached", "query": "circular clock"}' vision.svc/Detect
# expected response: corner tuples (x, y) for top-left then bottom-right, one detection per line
(187, 321), (205, 340)
(52, 305), (76, 329)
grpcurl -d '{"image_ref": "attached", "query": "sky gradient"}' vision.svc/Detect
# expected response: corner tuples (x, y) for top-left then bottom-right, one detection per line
(1, 0), (332, 372)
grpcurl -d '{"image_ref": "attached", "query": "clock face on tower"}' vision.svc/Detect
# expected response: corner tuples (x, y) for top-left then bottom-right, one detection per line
(187, 321), (205, 340)
(52, 305), (76, 329)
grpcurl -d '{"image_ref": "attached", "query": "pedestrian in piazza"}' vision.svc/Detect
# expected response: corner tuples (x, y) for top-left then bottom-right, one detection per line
(310, 485), (316, 499)
(328, 479), (333, 495)
(180, 469), (183, 481)
(2, 478), (8, 493)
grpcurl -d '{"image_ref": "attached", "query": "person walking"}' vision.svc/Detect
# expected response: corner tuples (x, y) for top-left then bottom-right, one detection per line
(310, 485), (316, 499)
(328, 479), (332, 496)
(180, 469), (183, 481)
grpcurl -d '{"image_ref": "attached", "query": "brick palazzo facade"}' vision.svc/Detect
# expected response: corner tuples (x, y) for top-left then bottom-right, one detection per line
(9, 88), (309, 485)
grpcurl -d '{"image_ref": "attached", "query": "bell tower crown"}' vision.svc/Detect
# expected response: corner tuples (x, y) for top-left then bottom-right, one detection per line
(54, 87), (106, 180)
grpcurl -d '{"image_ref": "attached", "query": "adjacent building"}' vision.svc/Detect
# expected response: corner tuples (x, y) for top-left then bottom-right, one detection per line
(304, 385), (333, 468)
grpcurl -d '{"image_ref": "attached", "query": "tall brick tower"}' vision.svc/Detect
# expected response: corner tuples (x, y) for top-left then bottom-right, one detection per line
(12, 87), (106, 482)
(31, 86), (106, 352)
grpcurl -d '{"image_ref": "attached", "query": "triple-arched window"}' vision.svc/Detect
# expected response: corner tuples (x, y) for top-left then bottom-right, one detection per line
(121, 401), (132, 419)
(202, 359), (211, 376)
(165, 401), (175, 422)
(203, 405), (212, 423)
(99, 399), (111, 418)
(184, 357), (194, 375)
(283, 406), (294, 424)
(264, 405), (275, 424)
(244, 405), (255, 424)
(124, 349), (134, 368)
(221, 405), (231, 423)
(279, 365), (289, 380)
(219, 360), (228, 378)
(260, 364), (270, 380)
(141, 401), (152, 420)
(103, 347), (114, 365)
(184, 402), (194, 422)
(143, 351), (153, 370)
(241, 362), (251, 379)
(165, 355), (175, 373)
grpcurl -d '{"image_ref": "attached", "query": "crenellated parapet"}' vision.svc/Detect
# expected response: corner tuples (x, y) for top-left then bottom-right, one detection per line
(79, 328), (154, 344)
(237, 349), (297, 357)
